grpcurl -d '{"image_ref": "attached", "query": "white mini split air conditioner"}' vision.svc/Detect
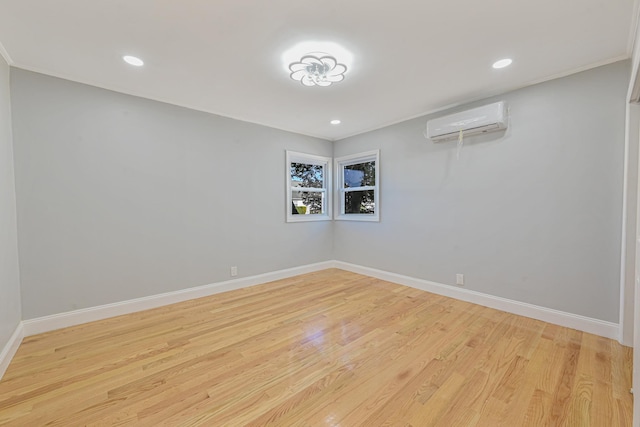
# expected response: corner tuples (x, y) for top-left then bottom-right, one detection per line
(425, 101), (508, 142)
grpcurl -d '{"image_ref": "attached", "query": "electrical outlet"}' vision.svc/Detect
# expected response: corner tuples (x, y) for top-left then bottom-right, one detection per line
(230, 266), (238, 277)
(456, 274), (464, 286)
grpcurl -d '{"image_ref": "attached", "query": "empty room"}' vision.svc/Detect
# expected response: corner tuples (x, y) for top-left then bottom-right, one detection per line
(1, 1), (640, 426)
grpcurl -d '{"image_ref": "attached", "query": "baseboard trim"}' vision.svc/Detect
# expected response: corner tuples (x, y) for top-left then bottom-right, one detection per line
(0, 322), (24, 380)
(19, 259), (620, 342)
(22, 261), (335, 337)
(333, 261), (620, 340)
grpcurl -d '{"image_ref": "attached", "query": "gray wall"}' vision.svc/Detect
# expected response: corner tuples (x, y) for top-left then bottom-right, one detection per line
(9, 61), (630, 323)
(0, 55), (21, 346)
(334, 61), (629, 323)
(11, 70), (333, 319)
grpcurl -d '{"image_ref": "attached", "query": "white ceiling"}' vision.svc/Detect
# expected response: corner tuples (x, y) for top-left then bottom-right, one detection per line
(0, 0), (637, 141)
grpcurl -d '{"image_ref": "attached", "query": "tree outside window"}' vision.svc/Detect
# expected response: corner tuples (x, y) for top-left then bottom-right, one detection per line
(286, 151), (332, 222)
(336, 150), (379, 221)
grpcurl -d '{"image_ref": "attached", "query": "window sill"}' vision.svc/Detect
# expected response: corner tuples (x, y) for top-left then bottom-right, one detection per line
(335, 215), (379, 222)
(286, 215), (332, 223)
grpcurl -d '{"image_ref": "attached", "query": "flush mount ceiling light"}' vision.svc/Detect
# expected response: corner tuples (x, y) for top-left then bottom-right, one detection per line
(123, 55), (144, 66)
(289, 54), (347, 87)
(492, 58), (513, 69)
(330, 119), (341, 125)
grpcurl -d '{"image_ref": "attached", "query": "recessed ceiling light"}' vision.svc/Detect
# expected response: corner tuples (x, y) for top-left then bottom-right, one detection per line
(123, 55), (144, 67)
(330, 119), (341, 125)
(492, 58), (512, 69)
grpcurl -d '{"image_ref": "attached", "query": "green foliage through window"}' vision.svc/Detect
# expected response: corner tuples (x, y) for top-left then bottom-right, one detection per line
(290, 162), (324, 214)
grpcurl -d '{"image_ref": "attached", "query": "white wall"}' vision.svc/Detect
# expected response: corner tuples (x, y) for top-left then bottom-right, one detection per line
(0, 55), (21, 348)
(10, 69), (334, 319)
(334, 61), (629, 323)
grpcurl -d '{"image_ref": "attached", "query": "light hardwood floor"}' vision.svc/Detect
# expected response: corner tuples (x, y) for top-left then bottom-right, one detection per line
(0, 269), (633, 426)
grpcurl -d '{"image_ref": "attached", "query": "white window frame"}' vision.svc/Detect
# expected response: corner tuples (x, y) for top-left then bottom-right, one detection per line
(286, 151), (332, 222)
(335, 150), (380, 222)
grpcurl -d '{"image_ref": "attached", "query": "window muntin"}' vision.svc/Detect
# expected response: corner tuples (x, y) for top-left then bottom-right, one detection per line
(336, 150), (379, 221)
(286, 151), (332, 222)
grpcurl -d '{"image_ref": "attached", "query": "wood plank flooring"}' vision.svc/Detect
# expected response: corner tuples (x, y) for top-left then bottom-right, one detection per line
(0, 269), (632, 426)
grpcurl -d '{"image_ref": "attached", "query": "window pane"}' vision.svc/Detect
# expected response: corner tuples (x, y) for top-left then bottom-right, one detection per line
(291, 163), (324, 188)
(344, 161), (375, 188)
(344, 190), (375, 214)
(291, 191), (324, 215)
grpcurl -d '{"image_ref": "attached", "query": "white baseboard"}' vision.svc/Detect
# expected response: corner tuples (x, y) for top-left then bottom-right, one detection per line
(0, 322), (24, 379)
(18, 259), (620, 345)
(22, 261), (335, 337)
(334, 261), (620, 341)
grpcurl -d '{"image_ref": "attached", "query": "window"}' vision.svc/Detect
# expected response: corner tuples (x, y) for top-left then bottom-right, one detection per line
(286, 151), (332, 222)
(335, 150), (379, 221)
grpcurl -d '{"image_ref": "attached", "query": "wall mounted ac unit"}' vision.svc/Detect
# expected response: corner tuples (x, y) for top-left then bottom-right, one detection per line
(425, 101), (508, 142)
